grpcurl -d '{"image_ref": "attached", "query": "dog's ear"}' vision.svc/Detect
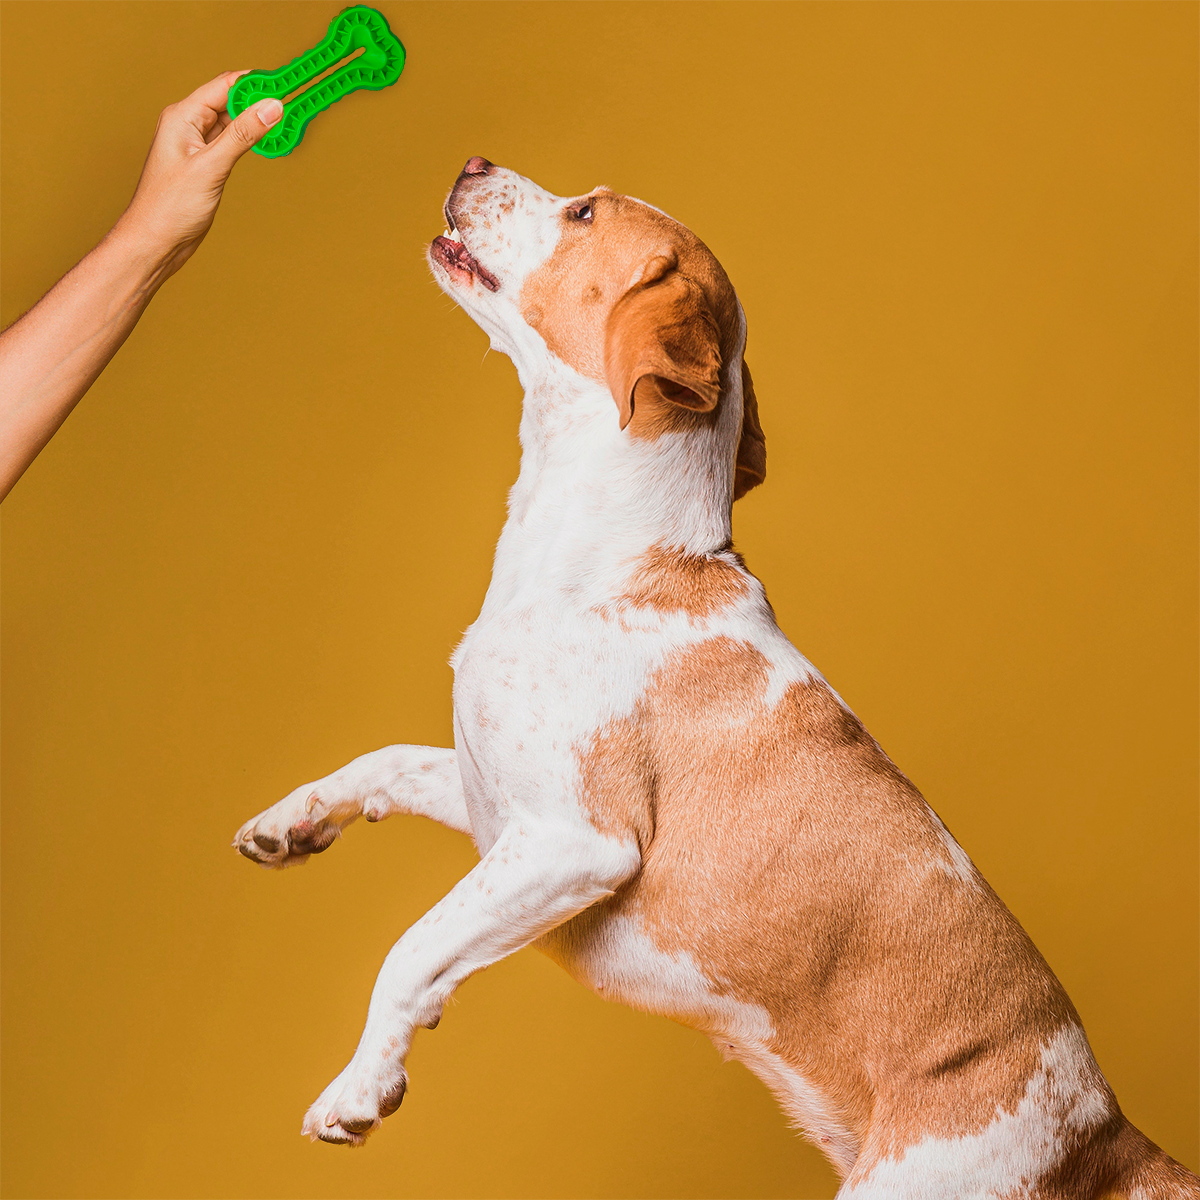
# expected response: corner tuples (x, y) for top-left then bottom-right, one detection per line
(734, 359), (767, 500)
(604, 264), (722, 433)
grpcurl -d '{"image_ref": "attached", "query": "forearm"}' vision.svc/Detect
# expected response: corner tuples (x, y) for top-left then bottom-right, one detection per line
(0, 72), (281, 503)
(0, 222), (172, 500)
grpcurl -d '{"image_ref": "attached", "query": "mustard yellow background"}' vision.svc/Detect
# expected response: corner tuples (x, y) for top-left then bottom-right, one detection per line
(2, 3), (1196, 1197)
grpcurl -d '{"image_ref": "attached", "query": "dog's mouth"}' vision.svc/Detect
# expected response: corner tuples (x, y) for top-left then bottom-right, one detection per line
(430, 219), (500, 293)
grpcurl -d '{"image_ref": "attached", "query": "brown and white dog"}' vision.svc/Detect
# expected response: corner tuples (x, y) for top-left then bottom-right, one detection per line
(235, 158), (1199, 1199)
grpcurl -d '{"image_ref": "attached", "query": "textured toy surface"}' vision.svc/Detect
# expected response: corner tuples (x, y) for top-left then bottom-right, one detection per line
(228, 6), (405, 158)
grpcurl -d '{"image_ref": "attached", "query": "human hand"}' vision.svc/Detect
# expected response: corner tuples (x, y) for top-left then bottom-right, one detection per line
(113, 72), (283, 277)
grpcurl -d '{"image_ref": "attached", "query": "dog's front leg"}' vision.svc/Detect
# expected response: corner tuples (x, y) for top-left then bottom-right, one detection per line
(302, 817), (640, 1145)
(235, 745), (472, 868)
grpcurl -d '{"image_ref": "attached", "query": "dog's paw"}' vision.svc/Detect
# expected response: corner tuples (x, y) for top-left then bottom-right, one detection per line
(301, 1062), (408, 1147)
(233, 783), (357, 869)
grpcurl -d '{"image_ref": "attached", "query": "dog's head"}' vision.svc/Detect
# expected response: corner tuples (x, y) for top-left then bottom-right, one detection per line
(428, 158), (765, 501)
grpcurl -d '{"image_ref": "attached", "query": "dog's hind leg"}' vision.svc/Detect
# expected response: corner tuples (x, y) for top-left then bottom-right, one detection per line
(233, 745), (472, 868)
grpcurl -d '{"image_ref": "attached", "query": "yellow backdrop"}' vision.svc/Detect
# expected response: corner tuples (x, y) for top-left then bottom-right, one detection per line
(2, 3), (1196, 1197)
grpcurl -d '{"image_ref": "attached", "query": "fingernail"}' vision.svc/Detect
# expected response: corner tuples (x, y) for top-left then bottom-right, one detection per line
(257, 98), (283, 126)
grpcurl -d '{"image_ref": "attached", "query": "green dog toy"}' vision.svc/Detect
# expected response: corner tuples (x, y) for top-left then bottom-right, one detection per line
(228, 6), (405, 159)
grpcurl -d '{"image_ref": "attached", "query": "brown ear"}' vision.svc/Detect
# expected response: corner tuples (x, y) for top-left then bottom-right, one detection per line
(734, 359), (766, 500)
(604, 271), (722, 432)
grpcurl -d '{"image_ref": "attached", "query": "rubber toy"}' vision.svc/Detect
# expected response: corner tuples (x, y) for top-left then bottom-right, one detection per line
(228, 6), (405, 159)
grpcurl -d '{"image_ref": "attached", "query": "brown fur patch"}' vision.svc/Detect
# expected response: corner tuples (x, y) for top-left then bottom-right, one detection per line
(549, 634), (1109, 1166)
(520, 193), (738, 386)
(1029, 1112), (1200, 1199)
(519, 192), (765, 493)
(622, 545), (751, 618)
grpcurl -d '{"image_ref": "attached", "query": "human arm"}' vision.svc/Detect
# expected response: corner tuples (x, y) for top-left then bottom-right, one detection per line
(0, 72), (283, 501)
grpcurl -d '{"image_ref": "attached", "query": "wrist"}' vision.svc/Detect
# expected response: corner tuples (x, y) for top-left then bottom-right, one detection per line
(105, 211), (186, 293)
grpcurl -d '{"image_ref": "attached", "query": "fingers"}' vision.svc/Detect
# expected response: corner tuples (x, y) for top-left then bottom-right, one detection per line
(205, 111), (233, 145)
(206, 98), (283, 171)
(189, 69), (245, 111)
(157, 70), (251, 149)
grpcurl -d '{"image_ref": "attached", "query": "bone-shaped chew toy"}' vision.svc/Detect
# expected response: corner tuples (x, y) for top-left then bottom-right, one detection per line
(228, 5), (405, 159)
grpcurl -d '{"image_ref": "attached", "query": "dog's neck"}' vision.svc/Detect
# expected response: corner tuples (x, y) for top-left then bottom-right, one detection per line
(480, 358), (735, 613)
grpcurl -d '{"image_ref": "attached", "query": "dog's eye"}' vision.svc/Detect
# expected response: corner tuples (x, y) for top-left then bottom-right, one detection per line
(568, 199), (594, 224)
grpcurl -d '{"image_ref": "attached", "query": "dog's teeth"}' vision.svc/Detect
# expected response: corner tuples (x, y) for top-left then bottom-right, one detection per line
(443, 229), (451, 239)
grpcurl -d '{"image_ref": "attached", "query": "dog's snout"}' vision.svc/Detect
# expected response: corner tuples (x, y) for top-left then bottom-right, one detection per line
(447, 157), (498, 223)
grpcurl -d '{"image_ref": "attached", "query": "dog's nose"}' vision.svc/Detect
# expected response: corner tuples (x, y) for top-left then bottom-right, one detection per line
(461, 156), (494, 177)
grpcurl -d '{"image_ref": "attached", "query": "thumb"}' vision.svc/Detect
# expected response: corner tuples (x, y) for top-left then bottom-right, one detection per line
(209, 98), (284, 170)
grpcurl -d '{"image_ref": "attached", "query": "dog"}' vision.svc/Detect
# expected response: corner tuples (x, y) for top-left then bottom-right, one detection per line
(235, 158), (1199, 1199)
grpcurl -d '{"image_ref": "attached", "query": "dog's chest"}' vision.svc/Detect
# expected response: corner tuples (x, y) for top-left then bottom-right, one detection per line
(450, 600), (665, 848)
